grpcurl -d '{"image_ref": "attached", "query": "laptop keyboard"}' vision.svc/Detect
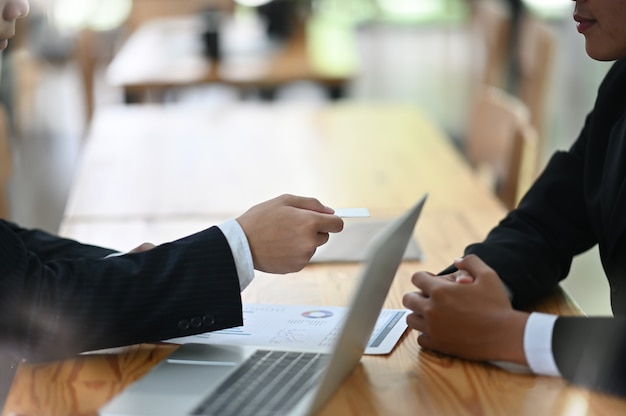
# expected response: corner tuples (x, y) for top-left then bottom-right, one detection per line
(191, 349), (329, 416)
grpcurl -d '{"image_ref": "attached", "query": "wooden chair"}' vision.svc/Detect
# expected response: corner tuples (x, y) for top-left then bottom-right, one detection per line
(9, 17), (42, 140)
(464, 85), (538, 210)
(0, 104), (12, 219)
(468, 0), (511, 89)
(75, 29), (98, 124)
(516, 14), (555, 145)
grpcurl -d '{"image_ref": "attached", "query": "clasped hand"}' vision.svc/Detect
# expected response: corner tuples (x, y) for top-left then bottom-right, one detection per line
(402, 255), (529, 365)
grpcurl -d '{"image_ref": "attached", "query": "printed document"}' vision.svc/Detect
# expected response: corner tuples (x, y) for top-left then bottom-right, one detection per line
(166, 303), (410, 355)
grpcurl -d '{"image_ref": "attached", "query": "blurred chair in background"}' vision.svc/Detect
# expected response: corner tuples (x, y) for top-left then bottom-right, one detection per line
(75, 29), (98, 124)
(466, 1), (554, 179)
(464, 85), (538, 210)
(468, 0), (510, 90)
(516, 13), (555, 148)
(7, 2), (107, 136)
(0, 104), (12, 219)
(470, 0), (556, 130)
(5, 16), (41, 140)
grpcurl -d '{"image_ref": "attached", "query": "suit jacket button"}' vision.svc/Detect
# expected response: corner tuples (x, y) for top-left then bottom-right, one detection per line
(191, 317), (203, 328)
(178, 319), (190, 330)
(203, 315), (215, 327)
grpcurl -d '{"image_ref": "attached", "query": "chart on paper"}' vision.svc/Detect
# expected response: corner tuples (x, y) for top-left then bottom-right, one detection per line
(166, 303), (410, 355)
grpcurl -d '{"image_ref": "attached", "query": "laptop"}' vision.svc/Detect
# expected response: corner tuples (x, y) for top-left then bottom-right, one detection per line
(100, 194), (427, 416)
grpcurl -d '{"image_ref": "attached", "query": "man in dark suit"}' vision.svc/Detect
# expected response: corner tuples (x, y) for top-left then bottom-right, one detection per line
(0, 194), (344, 402)
(404, 0), (626, 397)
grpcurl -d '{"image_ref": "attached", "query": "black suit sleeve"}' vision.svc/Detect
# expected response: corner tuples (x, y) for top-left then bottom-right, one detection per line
(464, 148), (596, 308)
(553, 316), (626, 396)
(0, 221), (243, 362)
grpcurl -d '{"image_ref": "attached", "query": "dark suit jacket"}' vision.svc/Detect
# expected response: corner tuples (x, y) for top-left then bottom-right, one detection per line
(0, 221), (243, 404)
(453, 58), (626, 396)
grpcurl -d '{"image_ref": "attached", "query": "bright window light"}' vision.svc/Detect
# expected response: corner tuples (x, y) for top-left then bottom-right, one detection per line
(377, 0), (442, 16)
(523, 0), (572, 17)
(53, 0), (131, 31)
(234, 0), (273, 7)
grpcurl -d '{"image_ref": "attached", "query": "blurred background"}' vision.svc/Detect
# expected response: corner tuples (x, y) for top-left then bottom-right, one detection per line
(0, 0), (613, 315)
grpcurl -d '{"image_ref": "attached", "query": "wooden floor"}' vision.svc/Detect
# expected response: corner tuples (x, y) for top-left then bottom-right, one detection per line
(4, 10), (614, 315)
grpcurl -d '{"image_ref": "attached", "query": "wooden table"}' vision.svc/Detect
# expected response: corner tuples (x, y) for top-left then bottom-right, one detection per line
(5, 103), (625, 415)
(106, 14), (358, 102)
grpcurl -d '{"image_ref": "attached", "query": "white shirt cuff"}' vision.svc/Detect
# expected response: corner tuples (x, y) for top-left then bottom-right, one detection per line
(217, 219), (254, 292)
(524, 312), (561, 377)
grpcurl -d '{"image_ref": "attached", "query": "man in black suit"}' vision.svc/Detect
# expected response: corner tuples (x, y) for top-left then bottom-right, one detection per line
(0, 193), (344, 400)
(404, 0), (626, 397)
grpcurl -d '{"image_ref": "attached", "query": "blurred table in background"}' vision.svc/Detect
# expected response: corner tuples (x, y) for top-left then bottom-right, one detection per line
(5, 102), (624, 415)
(107, 12), (359, 102)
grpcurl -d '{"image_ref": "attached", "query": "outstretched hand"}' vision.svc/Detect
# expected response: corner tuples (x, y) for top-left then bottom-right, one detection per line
(236, 194), (344, 274)
(402, 255), (529, 364)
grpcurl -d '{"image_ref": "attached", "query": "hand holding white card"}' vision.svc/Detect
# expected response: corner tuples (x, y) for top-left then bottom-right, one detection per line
(334, 208), (370, 218)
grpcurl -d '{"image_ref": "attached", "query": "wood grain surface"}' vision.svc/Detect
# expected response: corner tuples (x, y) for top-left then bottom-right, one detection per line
(4, 103), (622, 415)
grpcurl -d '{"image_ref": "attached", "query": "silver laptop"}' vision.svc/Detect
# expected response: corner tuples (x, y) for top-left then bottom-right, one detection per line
(100, 195), (427, 416)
